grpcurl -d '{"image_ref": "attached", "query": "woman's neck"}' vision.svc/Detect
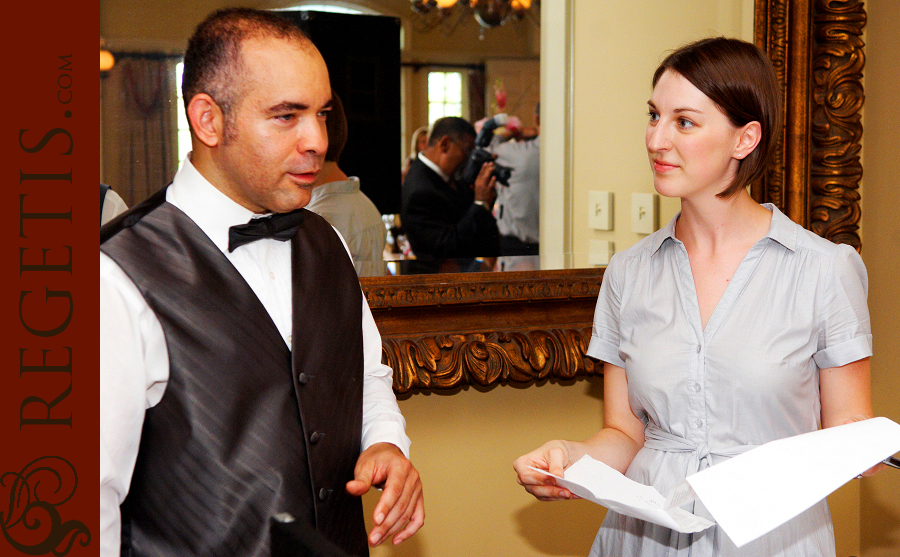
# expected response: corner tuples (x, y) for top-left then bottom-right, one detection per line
(675, 190), (771, 254)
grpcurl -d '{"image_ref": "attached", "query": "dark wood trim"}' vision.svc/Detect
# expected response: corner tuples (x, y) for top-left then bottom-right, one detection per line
(364, 268), (604, 394)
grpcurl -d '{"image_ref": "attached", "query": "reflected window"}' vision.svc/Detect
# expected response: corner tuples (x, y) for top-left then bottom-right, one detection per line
(427, 71), (466, 125)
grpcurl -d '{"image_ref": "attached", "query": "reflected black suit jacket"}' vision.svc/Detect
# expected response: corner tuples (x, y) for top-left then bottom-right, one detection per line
(400, 158), (500, 264)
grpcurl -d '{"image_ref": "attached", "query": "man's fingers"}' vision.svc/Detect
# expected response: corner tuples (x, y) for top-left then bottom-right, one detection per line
(380, 479), (421, 538)
(345, 478), (370, 497)
(369, 462), (422, 546)
(373, 463), (417, 527)
(389, 491), (425, 546)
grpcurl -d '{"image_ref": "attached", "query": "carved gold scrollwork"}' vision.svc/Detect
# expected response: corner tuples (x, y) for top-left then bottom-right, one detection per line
(382, 327), (599, 394)
(754, 0), (790, 210)
(809, 0), (865, 249)
(755, 0), (865, 249)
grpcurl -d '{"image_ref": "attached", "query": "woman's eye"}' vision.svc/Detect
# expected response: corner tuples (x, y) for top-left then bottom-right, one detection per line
(678, 118), (695, 129)
(648, 111), (659, 123)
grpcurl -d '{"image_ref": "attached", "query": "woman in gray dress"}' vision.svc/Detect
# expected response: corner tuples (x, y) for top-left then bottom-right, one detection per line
(514, 37), (883, 556)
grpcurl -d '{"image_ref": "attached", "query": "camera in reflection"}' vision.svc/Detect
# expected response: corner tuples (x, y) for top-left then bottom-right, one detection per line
(460, 114), (514, 186)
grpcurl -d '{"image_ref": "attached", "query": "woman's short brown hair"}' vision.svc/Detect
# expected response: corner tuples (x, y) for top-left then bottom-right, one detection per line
(653, 37), (782, 198)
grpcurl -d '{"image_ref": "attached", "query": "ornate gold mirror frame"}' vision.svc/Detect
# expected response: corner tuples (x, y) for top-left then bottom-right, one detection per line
(362, 0), (866, 395)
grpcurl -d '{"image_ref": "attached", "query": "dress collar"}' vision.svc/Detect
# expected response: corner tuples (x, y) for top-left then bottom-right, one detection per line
(651, 203), (797, 256)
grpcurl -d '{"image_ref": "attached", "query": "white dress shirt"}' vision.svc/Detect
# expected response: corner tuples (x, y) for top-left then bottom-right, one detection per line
(417, 150), (450, 182)
(100, 157), (410, 557)
(490, 136), (540, 243)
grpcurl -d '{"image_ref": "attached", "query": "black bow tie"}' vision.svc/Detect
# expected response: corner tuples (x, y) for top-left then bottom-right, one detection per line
(228, 210), (305, 252)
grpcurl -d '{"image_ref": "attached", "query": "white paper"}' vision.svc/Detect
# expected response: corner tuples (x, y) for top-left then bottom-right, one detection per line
(528, 457), (715, 533)
(679, 417), (900, 548)
(527, 418), (900, 546)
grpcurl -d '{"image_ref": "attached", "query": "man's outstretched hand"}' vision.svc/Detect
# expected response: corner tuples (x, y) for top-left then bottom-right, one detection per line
(346, 442), (424, 547)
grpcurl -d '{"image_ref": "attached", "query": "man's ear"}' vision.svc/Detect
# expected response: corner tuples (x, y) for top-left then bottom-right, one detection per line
(436, 135), (452, 153)
(187, 93), (225, 148)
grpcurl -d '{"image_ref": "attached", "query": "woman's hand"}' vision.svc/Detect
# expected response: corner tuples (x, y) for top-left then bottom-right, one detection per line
(513, 440), (581, 501)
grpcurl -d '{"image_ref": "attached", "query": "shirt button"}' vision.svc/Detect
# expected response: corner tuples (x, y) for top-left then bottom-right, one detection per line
(318, 488), (330, 501)
(692, 383), (701, 392)
(310, 432), (324, 444)
(298, 373), (309, 385)
(695, 419), (703, 428)
(696, 345), (702, 353)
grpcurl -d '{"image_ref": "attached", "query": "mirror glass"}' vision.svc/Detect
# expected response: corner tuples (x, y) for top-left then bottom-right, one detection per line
(102, 1), (794, 277)
(99, 0), (540, 276)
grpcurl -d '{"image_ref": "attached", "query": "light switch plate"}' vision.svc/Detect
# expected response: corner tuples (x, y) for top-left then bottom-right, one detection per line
(631, 193), (658, 234)
(588, 190), (613, 230)
(588, 240), (614, 266)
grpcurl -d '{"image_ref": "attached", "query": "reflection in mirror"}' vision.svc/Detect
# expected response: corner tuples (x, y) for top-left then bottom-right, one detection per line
(100, 0), (865, 323)
(99, 0), (540, 276)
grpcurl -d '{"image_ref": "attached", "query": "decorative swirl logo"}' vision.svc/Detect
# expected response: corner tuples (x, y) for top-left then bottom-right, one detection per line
(0, 456), (91, 555)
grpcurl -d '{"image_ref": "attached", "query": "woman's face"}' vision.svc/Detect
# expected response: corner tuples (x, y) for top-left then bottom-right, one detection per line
(645, 69), (744, 201)
(416, 131), (428, 153)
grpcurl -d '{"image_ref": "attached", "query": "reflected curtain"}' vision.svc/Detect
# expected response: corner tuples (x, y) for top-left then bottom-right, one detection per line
(100, 54), (179, 208)
(468, 67), (485, 122)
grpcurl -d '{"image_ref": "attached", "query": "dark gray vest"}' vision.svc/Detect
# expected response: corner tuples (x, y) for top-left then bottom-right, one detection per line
(102, 188), (368, 556)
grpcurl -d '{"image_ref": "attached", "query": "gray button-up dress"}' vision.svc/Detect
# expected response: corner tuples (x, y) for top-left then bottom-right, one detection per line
(586, 204), (872, 557)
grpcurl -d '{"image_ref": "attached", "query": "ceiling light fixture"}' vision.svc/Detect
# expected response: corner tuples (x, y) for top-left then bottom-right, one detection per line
(410, 0), (537, 37)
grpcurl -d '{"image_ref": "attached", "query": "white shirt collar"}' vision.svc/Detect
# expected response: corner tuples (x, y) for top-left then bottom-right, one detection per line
(417, 151), (450, 183)
(166, 154), (259, 254)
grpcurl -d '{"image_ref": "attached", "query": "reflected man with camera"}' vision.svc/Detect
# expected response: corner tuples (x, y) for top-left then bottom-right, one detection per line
(400, 116), (501, 274)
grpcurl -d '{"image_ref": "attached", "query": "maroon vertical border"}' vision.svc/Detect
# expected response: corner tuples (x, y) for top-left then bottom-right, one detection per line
(1, 0), (97, 555)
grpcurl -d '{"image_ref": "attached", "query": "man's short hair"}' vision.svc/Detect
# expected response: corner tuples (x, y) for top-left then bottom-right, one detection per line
(325, 90), (348, 163)
(427, 117), (476, 147)
(182, 8), (314, 142)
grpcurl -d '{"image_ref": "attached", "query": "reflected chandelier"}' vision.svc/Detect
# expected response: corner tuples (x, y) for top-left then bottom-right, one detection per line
(410, 0), (536, 33)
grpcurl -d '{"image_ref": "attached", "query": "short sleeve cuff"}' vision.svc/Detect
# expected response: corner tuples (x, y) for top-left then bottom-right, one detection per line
(586, 336), (626, 368)
(813, 334), (872, 369)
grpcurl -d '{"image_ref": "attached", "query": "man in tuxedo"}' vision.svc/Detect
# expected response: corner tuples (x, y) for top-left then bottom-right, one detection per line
(400, 116), (500, 273)
(100, 8), (423, 557)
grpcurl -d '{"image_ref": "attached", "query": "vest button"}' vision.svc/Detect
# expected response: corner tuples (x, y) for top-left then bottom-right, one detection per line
(298, 373), (309, 385)
(318, 488), (330, 501)
(310, 431), (324, 444)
